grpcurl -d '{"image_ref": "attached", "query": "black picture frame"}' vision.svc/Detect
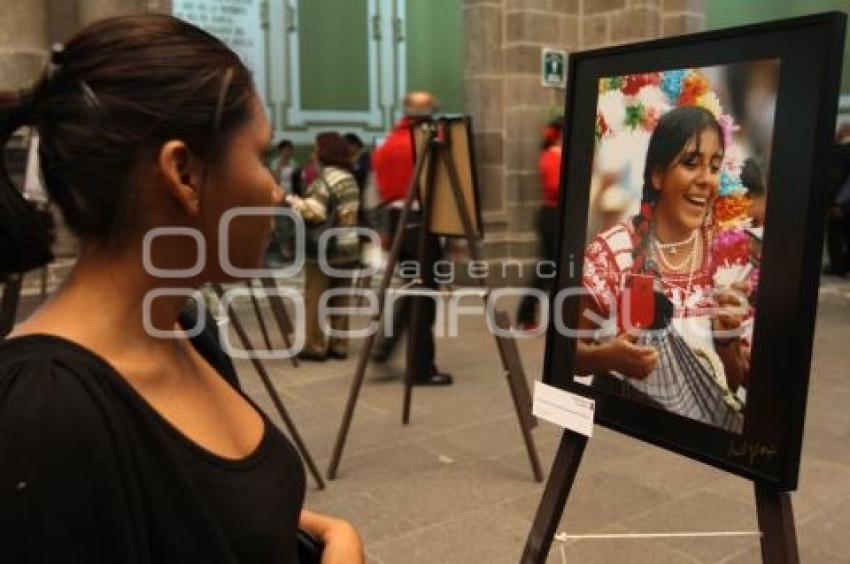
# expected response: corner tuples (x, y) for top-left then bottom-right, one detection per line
(543, 12), (846, 490)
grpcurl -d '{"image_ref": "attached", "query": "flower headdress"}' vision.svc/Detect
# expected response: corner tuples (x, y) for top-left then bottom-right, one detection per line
(596, 68), (752, 229)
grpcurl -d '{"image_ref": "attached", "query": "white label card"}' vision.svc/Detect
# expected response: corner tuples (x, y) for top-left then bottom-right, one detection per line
(533, 382), (595, 437)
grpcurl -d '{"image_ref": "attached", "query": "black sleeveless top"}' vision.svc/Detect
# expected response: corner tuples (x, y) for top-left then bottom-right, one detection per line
(135, 360), (306, 564)
(0, 309), (306, 563)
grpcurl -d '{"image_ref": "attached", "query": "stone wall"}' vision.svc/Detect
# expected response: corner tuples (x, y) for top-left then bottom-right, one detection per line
(0, 0), (172, 266)
(0, 0), (49, 92)
(463, 0), (705, 285)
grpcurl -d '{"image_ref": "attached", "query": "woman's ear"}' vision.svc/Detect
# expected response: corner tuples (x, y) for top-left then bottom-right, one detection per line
(651, 167), (663, 193)
(158, 140), (202, 217)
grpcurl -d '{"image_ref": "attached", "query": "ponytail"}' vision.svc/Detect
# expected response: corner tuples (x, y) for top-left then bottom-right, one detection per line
(0, 89), (55, 277)
(631, 201), (655, 275)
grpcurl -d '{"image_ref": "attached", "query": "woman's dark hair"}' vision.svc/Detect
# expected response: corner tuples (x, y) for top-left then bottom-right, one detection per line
(632, 105), (724, 273)
(0, 14), (255, 276)
(342, 133), (363, 149)
(740, 157), (765, 197)
(541, 117), (564, 151)
(315, 132), (353, 172)
(277, 139), (293, 152)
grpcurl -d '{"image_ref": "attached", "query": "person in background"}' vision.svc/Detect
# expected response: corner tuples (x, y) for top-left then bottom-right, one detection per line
(740, 157), (767, 228)
(275, 139), (297, 193)
(286, 132), (361, 361)
(0, 14), (362, 563)
(267, 139), (297, 265)
(343, 133), (370, 193)
(343, 132), (372, 229)
(291, 153), (319, 199)
(516, 118), (564, 330)
(370, 91), (452, 386)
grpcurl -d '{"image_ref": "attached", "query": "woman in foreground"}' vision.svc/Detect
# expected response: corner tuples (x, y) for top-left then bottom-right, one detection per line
(0, 14), (362, 563)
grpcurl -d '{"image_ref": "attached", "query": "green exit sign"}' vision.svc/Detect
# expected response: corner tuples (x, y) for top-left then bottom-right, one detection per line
(541, 48), (566, 88)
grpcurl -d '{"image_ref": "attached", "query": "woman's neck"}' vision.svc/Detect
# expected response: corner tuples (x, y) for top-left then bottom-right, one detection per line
(653, 217), (697, 244)
(12, 242), (195, 356)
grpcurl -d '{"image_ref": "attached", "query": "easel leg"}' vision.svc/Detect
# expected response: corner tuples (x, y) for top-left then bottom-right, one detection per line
(755, 481), (799, 564)
(259, 277), (299, 368)
(402, 134), (441, 425)
(212, 283), (326, 490)
(39, 265), (49, 302)
(246, 280), (273, 350)
(327, 126), (437, 479)
(437, 137), (544, 482)
(521, 430), (587, 564)
(493, 310), (542, 482)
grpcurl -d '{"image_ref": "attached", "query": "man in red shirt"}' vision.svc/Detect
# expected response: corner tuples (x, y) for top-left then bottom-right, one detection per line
(370, 92), (452, 386)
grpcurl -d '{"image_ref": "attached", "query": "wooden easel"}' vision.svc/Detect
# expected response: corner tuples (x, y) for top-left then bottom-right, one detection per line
(520, 430), (799, 563)
(326, 120), (543, 482)
(210, 281), (325, 489)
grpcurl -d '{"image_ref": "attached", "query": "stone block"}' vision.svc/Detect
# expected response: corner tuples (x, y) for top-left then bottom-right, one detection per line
(505, 0), (551, 9)
(583, 0), (627, 15)
(504, 44), (541, 75)
(552, 0), (579, 15)
(0, 0), (47, 50)
(508, 203), (538, 233)
(505, 11), (559, 45)
(505, 75), (558, 107)
(480, 237), (511, 260)
(581, 14), (609, 48)
(662, 13), (705, 37)
(611, 7), (660, 43)
(505, 171), (539, 203)
(477, 164), (504, 212)
(505, 107), (545, 151)
(464, 4), (503, 75)
(505, 135), (543, 172)
(482, 212), (509, 233)
(560, 15), (579, 49)
(464, 77), (503, 131)
(629, 0), (660, 7)
(146, 1), (173, 14)
(508, 237), (540, 258)
(77, 0), (144, 26)
(0, 54), (46, 91)
(47, 0), (78, 44)
(661, 0), (704, 12)
(473, 132), (504, 165)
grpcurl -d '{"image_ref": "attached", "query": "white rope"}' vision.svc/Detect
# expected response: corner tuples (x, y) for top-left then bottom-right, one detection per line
(554, 531), (761, 541)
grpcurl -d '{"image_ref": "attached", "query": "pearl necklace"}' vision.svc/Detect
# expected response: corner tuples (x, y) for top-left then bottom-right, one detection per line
(653, 230), (696, 255)
(653, 233), (698, 272)
(651, 233), (700, 314)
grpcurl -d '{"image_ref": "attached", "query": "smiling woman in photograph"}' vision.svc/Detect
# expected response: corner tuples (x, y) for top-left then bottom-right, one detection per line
(575, 105), (751, 432)
(0, 14), (362, 563)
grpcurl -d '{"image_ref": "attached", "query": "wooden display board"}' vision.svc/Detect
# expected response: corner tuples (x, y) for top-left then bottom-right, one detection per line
(413, 116), (483, 238)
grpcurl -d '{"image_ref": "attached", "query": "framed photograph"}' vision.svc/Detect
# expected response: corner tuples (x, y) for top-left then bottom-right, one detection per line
(413, 115), (484, 238)
(544, 12), (846, 489)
